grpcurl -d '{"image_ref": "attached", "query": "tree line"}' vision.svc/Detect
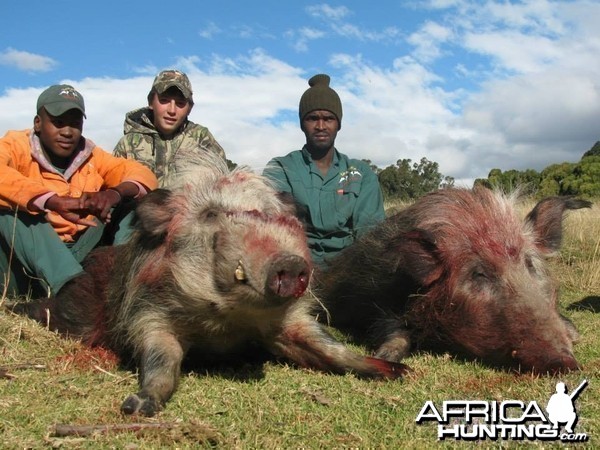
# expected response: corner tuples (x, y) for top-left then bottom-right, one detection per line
(364, 157), (455, 201)
(370, 141), (600, 201)
(474, 141), (600, 199)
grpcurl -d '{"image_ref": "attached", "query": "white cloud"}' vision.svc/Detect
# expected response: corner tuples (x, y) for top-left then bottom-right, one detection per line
(332, 23), (401, 42)
(0, 87), (41, 130)
(0, 48), (57, 73)
(407, 21), (453, 62)
(132, 64), (160, 76)
(483, 0), (565, 33)
(306, 4), (351, 21)
(463, 31), (562, 73)
(198, 21), (221, 39)
(287, 27), (326, 52)
(298, 3), (400, 49)
(235, 25), (256, 39)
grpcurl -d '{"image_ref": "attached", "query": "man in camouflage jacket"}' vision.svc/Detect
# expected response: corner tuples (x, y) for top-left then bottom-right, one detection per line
(114, 70), (226, 187)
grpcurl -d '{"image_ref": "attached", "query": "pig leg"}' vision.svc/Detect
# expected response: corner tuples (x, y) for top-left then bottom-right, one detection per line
(373, 328), (412, 363)
(365, 316), (413, 363)
(270, 318), (411, 379)
(8, 272), (104, 344)
(121, 329), (184, 417)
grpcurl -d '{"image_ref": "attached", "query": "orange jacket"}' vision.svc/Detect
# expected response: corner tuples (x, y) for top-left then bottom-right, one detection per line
(0, 129), (158, 242)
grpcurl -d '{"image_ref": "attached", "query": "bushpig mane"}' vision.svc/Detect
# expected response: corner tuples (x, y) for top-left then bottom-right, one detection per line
(168, 151), (233, 188)
(225, 210), (305, 235)
(130, 153), (298, 245)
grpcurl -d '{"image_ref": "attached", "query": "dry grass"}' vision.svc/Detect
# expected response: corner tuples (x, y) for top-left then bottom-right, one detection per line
(383, 197), (413, 217)
(0, 195), (599, 448)
(555, 204), (600, 295)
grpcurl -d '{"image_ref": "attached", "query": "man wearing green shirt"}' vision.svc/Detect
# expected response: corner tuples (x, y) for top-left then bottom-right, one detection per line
(263, 73), (385, 268)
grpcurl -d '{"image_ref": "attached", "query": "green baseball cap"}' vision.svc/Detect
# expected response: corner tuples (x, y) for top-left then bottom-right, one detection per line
(151, 70), (193, 101)
(37, 84), (86, 118)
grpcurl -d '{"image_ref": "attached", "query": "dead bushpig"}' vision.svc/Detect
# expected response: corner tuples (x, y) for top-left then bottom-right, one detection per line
(14, 156), (408, 417)
(316, 187), (590, 374)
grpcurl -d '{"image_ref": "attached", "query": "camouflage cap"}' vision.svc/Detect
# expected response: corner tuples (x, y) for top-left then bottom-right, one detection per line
(37, 84), (86, 118)
(151, 70), (193, 101)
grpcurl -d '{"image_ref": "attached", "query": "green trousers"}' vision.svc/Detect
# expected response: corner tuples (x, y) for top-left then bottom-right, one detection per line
(0, 205), (135, 298)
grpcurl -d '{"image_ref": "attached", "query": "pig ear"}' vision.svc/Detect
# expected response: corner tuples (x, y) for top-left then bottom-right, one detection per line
(276, 191), (310, 225)
(277, 192), (305, 214)
(134, 189), (179, 238)
(387, 228), (443, 285)
(276, 191), (296, 208)
(525, 197), (592, 254)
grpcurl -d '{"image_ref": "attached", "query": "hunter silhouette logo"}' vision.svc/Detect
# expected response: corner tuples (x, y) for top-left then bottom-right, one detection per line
(546, 379), (587, 434)
(415, 379), (589, 442)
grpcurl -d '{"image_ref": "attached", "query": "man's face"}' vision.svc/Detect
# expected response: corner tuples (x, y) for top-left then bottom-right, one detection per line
(302, 110), (339, 154)
(34, 108), (84, 159)
(149, 87), (193, 138)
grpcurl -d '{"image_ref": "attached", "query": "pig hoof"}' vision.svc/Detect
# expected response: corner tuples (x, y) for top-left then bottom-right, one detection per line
(121, 394), (161, 417)
(389, 362), (413, 378)
(365, 356), (412, 379)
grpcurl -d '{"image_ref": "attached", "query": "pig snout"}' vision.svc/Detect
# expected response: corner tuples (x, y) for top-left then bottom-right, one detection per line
(513, 348), (580, 375)
(544, 354), (580, 375)
(266, 254), (310, 299)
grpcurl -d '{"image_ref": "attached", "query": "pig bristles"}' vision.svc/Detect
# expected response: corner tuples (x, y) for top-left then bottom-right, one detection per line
(308, 288), (332, 327)
(304, 265), (332, 326)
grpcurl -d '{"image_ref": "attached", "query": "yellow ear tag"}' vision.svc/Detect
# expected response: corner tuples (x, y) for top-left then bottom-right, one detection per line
(235, 260), (247, 281)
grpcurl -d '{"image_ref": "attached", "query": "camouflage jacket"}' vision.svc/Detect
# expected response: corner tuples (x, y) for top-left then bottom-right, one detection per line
(113, 107), (226, 187)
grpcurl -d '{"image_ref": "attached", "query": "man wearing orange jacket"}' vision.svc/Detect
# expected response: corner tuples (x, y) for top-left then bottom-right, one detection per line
(0, 84), (158, 298)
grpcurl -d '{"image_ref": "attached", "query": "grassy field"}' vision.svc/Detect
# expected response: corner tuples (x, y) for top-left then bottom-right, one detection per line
(0, 197), (598, 449)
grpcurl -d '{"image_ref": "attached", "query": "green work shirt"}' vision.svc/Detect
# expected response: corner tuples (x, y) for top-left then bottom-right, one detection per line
(263, 147), (385, 267)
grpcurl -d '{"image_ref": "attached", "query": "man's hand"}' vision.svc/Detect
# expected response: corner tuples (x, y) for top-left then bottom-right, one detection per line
(44, 195), (98, 227)
(80, 189), (122, 223)
(44, 182), (138, 226)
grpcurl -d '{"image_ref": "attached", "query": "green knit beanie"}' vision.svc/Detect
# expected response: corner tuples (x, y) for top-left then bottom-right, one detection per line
(299, 74), (343, 129)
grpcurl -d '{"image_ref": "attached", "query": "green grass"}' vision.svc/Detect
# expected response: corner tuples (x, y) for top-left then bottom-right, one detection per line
(1, 199), (599, 449)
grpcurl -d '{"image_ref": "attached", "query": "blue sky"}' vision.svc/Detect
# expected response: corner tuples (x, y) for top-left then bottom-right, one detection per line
(1, 0), (599, 185)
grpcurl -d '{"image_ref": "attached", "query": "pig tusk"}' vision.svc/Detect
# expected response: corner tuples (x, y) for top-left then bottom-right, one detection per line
(511, 350), (518, 358)
(235, 260), (247, 281)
